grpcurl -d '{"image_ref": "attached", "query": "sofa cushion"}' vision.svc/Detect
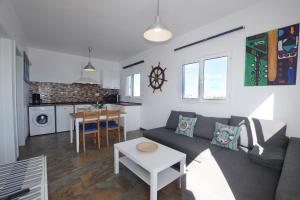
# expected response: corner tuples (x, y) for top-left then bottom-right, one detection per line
(166, 110), (196, 130)
(143, 127), (222, 163)
(207, 148), (281, 200)
(194, 115), (230, 140)
(175, 115), (197, 138)
(275, 137), (300, 200)
(211, 122), (241, 151)
(248, 145), (286, 171)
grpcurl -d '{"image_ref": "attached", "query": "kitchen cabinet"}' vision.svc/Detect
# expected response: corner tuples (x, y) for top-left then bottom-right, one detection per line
(122, 106), (141, 131)
(104, 104), (141, 131)
(56, 105), (74, 132)
(102, 69), (120, 89)
(74, 104), (92, 112)
(105, 104), (123, 111)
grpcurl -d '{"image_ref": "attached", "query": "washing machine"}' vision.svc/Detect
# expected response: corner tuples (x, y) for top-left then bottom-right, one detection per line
(29, 106), (55, 136)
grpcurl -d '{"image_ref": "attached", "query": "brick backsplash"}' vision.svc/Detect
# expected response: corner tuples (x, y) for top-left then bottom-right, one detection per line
(29, 82), (118, 103)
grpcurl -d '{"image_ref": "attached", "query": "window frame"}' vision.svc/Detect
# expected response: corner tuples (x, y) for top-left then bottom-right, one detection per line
(125, 73), (141, 98)
(133, 73), (141, 97)
(181, 62), (201, 99)
(181, 53), (231, 103)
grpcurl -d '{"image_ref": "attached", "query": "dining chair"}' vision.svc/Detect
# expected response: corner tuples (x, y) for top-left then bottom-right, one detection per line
(80, 111), (101, 152)
(100, 109), (121, 147)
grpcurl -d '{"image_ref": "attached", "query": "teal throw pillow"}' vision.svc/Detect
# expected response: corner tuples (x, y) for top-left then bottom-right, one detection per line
(175, 115), (197, 138)
(211, 122), (241, 151)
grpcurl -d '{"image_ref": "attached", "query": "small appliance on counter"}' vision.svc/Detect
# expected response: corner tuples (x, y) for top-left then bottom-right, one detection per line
(106, 94), (120, 103)
(32, 93), (42, 105)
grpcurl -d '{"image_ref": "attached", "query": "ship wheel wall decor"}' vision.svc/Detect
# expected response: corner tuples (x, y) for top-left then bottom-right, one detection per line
(148, 62), (167, 93)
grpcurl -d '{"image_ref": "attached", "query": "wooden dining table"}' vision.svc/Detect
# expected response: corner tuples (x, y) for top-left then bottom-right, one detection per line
(69, 111), (127, 153)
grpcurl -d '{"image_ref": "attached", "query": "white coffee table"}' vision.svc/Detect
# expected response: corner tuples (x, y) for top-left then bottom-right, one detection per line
(114, 137), (186, 200)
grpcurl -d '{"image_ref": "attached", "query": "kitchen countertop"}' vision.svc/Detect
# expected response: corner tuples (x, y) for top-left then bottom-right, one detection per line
(28, 102), (142, 107)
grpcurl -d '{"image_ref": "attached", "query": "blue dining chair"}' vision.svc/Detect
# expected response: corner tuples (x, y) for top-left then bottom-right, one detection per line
(100, 109), (121, 147)
(80, 111), (101, 152)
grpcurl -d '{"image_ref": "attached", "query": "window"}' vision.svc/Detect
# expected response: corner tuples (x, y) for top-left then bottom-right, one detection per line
(203, 56), (228, 100)
(126, 75), (132, 96)
(126, 73), (141, 97)
(133, 74), (141, 97)
(182, 62), (200, 98)
(182, 55), (228, 101)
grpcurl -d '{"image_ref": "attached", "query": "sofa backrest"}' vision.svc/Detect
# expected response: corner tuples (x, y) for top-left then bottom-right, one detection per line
(230, 116), (288, 149)
(193, 115), (230, 140)
(166, 110), (196, 130)
(165, 111), (288, 149)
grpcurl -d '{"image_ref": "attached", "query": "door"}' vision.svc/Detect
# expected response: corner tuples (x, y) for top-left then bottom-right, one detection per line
(0, 38), (18, 164)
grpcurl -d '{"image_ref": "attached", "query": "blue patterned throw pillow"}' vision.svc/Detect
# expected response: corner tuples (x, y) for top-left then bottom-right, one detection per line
(211, 122), (241, 151)
(175, 115), (197, 138)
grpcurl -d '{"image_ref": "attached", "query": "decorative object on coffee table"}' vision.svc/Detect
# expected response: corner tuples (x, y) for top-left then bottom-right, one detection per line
(136, 142), (158, 152)
(148, 62), (167, 93)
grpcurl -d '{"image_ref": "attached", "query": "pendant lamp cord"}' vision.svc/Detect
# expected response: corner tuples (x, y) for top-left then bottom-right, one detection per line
(157, 0), (160, 16)
(88, 47), (92, 62)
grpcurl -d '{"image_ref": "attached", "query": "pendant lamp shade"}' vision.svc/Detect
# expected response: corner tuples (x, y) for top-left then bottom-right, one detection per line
(144, 16), (172, 42)
(144, 0), (172, 42)
(83, 47), (96, 72)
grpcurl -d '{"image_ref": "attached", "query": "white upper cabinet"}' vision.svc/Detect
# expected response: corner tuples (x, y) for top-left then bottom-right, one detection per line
(102, 69), (120, 89)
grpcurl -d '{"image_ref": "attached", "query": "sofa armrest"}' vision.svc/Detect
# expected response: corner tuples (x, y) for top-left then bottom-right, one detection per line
(275, 137), (300, 200)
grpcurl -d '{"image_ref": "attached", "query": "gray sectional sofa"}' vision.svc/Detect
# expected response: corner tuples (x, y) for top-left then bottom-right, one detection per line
(144, 110), (300, 200)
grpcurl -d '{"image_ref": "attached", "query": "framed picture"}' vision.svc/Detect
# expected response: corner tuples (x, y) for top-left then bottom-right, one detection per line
(24, 51), (30, 83)
(245, 24), (299, 86)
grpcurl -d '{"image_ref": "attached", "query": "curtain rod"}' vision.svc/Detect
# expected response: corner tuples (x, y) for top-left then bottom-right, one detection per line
(174, 26), (245, 52)
(122, 60), (144, 69)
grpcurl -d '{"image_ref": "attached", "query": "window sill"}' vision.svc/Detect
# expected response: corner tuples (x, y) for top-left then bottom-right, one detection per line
(181, 98), (230, 104)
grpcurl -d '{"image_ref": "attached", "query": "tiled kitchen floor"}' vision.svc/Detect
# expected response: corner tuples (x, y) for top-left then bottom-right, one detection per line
(19, 131), (194, 200)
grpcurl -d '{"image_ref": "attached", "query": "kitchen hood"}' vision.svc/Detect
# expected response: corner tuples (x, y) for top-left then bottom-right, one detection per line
(73, 67), (99, 84)
(74, 77), (98, 84)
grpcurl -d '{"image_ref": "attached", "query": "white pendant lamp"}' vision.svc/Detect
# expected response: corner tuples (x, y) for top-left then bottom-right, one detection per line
(144, 0), (172, 42)
(83, 47), (96, 72)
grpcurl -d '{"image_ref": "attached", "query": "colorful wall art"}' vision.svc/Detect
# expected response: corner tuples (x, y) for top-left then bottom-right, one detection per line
(245, 24), (299, 86)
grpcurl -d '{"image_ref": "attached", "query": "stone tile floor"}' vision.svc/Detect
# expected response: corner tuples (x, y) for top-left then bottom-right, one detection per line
(19, 131), (195, 200)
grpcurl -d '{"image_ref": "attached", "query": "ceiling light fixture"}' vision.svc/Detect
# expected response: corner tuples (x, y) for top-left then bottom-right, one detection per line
(144, 0), (172, 42)
(83, 47), (96, 72)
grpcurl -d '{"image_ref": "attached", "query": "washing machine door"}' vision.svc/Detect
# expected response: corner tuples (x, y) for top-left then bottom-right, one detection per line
(34, 113), (49, 127)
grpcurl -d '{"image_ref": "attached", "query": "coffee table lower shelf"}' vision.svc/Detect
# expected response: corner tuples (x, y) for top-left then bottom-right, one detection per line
(119, 156), (181, 191)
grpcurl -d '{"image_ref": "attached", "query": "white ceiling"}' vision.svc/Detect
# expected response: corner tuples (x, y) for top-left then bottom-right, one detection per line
(11, 0), (261, 61)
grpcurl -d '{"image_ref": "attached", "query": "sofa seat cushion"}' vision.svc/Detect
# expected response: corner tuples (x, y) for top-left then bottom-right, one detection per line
(144, 127), (222, 163)
(206, 148), (281, 200)
(276, 137), (300, 200)
(166, 110), (196, 130)
(194, 115), (230, 140)
(248, 145), (286, 171)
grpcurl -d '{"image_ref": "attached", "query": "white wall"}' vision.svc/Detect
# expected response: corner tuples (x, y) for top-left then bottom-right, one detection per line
(120, 0), (300, 137)
(28, 48), (120, 85)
